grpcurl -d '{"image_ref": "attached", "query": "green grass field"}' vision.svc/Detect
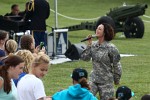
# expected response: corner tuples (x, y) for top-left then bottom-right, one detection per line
(0, 0), (150, 100)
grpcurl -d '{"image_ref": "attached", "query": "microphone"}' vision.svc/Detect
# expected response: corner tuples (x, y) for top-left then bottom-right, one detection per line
(81, 35), (97, 42)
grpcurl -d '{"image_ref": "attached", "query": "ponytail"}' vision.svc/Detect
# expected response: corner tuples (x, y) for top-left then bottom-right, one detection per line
(78, 77), (90, 90)
(0, 65), (11, 94)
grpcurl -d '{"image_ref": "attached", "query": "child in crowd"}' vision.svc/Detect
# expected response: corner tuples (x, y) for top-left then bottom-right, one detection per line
(116, 86), (134, 100)
(20, 34), (45, 56)
(0, 30), (9, 65)
(0, 39), (18, 66)
(13, 50), (34, 86)
(0, 55), (24, 100)
(20, 34), (35, 53)
(5, 39), (18, 55)
(52, 68), (98, 100)
(17, 53), (50, 100)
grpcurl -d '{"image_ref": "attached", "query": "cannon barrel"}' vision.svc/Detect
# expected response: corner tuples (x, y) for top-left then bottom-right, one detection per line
(59, 4), (148, 38)
(106, 4), (148, 21)
(61, 22), (96, 31)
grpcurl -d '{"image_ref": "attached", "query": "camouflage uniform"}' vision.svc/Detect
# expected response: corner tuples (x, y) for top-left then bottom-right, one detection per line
(80, 41), (122, 100)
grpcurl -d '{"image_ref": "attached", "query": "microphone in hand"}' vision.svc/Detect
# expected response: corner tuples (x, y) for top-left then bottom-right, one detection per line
(81, 35), (97, 42)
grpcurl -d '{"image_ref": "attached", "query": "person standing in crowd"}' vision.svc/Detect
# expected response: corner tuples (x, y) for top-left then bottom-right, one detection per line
(0, 30), (9, 65)
(4, 4), (20, 16)
(17, 53), (51, 100)
(80, 23), (122, 100)
(24, 0), (50, 47)
(52, 68), (98, 100)
(0, 55), (24, 100)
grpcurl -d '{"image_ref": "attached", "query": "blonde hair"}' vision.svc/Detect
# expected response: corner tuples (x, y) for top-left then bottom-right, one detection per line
(15, 50), (34, 73)
(33, 53), (50, 66)
(5, 39), (18, 54)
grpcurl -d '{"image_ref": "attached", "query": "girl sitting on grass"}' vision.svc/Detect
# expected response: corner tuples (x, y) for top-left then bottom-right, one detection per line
(0, 55), (24, 100)
(13, 50), (34, 86)
(17, 53), (51, 100)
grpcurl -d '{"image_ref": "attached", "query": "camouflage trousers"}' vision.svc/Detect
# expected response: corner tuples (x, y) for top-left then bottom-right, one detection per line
(89, 81), (114, 100)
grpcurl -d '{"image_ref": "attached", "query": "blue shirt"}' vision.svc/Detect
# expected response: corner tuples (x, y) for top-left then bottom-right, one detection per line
(0, 49), (6, 66)
(0, 49), (5, 57)
(13, 72), (27, 86)
(52, 84), (98, 100)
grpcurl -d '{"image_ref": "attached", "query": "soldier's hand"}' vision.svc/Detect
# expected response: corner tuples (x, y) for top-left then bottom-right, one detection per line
(87, 34), (92, 46)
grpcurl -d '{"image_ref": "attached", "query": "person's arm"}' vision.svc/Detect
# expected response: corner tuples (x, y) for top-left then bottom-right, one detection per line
(34, 45), (46, 54)
(80, 46), (92, 61)
(37, 97), (52, 100)
(80, 35), (92, 61)
(109, 46), (122, 85)
(0, 76), (4, 89)
(45, 97), (52, 100)
(114, 61), (122, 85)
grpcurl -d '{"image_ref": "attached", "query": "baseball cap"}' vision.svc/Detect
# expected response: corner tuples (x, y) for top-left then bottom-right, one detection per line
(116, 86), (134, 100)
(71, 68), (88, 81)
(141, 94), (150, 100)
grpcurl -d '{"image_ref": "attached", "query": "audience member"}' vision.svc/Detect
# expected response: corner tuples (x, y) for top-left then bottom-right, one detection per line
(0, 30), (9, 65)
(20, 34), (45, 56)
(13, 50), (34, 86)
(0, 55), (24, 100)
(20, 34), (35, 53)
(24, 0), (50, 47)
(5, 39), (18, 55)
(80, 23), (122, 100)
(17, 53), (50, 100)
(4, 4), (20, 16)
(52, 68), (98, 100)
(0, 39), (18, 65)
(116, 86), (134, 100)
(141, 94), (150, 100)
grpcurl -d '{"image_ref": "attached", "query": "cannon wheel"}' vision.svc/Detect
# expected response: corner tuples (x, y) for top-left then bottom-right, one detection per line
(96, 16), (115, 31)
(124, 17), (144, 38)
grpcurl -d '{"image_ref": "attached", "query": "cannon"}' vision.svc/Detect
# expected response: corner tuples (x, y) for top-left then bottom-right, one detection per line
(60, 3), (148, 38)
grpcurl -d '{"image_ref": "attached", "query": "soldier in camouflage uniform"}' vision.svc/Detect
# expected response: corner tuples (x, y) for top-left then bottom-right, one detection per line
(80, 23), (122, 100)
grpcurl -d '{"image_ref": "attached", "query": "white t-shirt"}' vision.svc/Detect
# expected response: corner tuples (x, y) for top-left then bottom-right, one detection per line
(17, 74), (46, 100)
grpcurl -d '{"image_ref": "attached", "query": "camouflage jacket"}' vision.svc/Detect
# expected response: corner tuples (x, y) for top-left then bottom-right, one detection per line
(80, 41), (122, 84)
